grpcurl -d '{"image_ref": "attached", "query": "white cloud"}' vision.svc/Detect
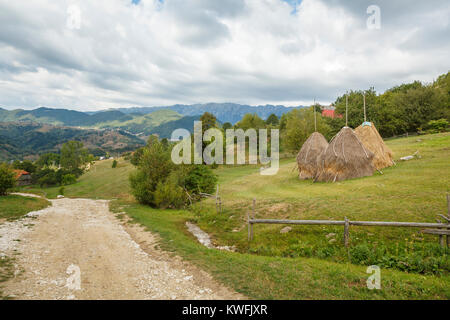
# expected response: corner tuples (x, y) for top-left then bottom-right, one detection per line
(0, 0), (448, 110)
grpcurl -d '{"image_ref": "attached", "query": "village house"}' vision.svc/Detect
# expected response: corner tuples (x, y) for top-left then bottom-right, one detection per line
(13, 169), (32, 186)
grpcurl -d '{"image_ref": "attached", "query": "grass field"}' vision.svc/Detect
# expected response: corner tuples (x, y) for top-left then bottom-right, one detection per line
(0, 195), (50, 221)
(22, 132), (450, 299)
(193, 132), (450, 275)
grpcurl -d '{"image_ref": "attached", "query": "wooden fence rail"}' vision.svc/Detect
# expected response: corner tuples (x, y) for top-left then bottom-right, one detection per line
(247, 195), (450, 247)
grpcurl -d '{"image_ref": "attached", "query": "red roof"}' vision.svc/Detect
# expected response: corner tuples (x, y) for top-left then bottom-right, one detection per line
(13, 169), (30, 179)
(321, 109), (343, 119)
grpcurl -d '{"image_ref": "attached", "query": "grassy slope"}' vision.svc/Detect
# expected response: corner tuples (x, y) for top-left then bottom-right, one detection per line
(23, 133), (450, 299)
(194, 133), (450, 271)
(0, 195), (50, 221)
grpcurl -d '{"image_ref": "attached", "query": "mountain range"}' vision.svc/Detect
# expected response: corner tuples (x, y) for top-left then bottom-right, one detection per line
(0, 103), (302, 137)
(0, 103), (303, 160)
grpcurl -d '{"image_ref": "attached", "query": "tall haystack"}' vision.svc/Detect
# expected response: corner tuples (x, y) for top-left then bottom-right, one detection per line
(354, 122), (394, 170)
(316, 127), (375, 182)
(296, 132), (329, 179)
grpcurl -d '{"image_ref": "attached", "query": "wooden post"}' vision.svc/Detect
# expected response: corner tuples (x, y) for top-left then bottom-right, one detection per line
(247, 211), (253, 241)
(219, 196), (222, 213)
(363, 93), (366, 122)
(344, 217), (350, 247)
(346, 93), (349, 127)
(447, 194), (450, 247)
(215, 184), (219, 213)
(252, 198), (256, 219)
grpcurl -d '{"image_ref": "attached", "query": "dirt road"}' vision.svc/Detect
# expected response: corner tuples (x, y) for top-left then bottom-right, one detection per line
(1, 197), (242, 300)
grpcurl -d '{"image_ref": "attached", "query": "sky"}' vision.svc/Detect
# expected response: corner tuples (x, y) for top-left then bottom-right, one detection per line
(0, 0), (449, 111)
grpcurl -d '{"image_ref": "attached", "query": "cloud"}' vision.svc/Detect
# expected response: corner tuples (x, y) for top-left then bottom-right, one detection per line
(0, 0), (448, 110)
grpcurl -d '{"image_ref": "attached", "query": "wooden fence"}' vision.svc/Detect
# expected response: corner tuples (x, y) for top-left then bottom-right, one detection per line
(247, 194), (450, 247)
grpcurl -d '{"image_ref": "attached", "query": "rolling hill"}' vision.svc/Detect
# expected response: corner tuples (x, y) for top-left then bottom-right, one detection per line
(0, 122), (145, 161)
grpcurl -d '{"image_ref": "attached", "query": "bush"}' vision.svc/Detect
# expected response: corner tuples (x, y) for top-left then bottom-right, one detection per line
(129, 140), (218, 208)
(154, 181), (186, 209)
(112, 160), (118, 168)
(184, 165), (217, 195)
(426, 118), (449, 133)
(61, 174), (77, 186)
(0, 163), (16, 196)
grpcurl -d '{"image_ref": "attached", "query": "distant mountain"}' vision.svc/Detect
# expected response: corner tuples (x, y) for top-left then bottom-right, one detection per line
(151, 115), (201, 138)
(113, 103), (304, 124)
(0, 122), (145, 161)
(0, 107), (183, 135)
(0, 103), (303, 140)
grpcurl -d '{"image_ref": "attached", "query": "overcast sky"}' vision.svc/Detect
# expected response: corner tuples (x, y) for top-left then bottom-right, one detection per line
(0, 0), (449, 111)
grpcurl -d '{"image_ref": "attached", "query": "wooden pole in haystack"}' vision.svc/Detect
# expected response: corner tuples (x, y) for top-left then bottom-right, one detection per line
(345, 93), (349, 127)
(363, 93), (367, 122)
(314, 98), (317, 132)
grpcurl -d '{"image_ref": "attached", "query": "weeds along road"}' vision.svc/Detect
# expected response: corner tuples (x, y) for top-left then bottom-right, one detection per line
(1, 196), (242, 300)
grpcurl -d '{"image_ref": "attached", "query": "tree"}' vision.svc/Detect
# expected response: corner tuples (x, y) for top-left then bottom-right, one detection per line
(0, 163), (16, 195)
(60, 141), (89, 171)
(235, 113), (265, 130)
(200, 112), (218, 132)
(266, 113), (279, 126)
(222, 122), (232, 130)
(36, 153), (60, 168)
(12, 160), (36, 173)
(112, 160), (118, 168)
(282, 107), (331, 152)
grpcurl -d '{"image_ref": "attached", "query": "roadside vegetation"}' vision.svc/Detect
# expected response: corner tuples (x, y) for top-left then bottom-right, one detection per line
(0, 195), (50, 221)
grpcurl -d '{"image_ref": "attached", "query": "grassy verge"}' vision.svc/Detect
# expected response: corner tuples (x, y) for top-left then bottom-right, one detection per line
(0, 195), (50, 221)
(0, 255), (15, 299)
(114, 200), (449, 299)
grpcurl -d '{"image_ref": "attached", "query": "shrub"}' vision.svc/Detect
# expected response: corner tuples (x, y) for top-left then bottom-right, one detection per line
(184, 165), (217, 195)
(426, 118), (449, 133)
(154, 181), (186, 209)
(112, 160), (118, 168)
(0, 163), (16, 196)
(61, 174), (77, 186)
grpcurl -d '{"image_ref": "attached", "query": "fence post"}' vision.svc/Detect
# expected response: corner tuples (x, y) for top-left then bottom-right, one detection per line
(447, 194), (450, 247)
(247, 211), (253, 241)
(219, 196), (222, 213)
(344, 217), (350, 248)
(252, 198), (256, 219)
(215, 185), (219, 214)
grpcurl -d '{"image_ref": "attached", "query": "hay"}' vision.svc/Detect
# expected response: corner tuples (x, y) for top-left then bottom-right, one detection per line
(354, 122), (394, 170)
(296, 132), (329, 180)
(316, 127), (375, 182)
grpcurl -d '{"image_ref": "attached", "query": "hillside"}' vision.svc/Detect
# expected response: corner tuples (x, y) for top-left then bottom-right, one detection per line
(0, 122), (145, 161)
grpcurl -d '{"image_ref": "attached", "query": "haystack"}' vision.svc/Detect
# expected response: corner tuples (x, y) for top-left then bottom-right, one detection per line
(354, 122), (394, 170)
(296, 132), (329, 179)
(316, 127), (375, 182)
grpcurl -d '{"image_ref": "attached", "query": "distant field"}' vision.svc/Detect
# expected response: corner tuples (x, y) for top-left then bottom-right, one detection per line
(26, 132), (450, 299)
